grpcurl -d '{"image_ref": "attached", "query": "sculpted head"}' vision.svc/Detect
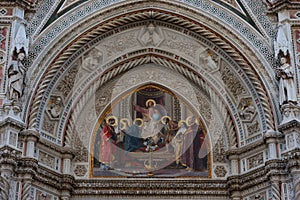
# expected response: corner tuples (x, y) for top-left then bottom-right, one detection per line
(280, 57), (287, 65)
(18, 52), (25, 61)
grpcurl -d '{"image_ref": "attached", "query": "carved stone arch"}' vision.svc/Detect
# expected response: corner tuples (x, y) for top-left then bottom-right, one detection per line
(29, 0), (275, 73)
(26, 3), (277, 150)
(90, 66), (214, 143)
(26, 2), (275, 128)
(61, 58), (237, 155)
(64, 63), (233, 178)
(34, 51), (264, 152)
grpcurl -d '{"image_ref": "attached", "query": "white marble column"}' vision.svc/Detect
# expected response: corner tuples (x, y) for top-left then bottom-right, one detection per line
(229, 154), (239, 175)
(25, 132), (39, 158)
(264, 131), (281, 160)
(62, 153), (73, 175)
(26, 140), (35, 158)
(63, 158), (71, 174)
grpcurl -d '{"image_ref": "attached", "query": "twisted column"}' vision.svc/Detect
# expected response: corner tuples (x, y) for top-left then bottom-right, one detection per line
(271, 180), (281, 200)
(0, 174), (10, 200)
(21, 181), (31, 200)
(291, 170), (300, 200)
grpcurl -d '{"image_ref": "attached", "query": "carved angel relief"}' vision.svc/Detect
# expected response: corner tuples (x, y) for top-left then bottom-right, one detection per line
(56, 66), (79, 98)
(138, 23), (164, 46)
(238, 98), (260, 138)
(238, 98), (255, 121)
(199, 49), (219, 72)
(46, 96), (64, 120)
(82, 48), (103, 73)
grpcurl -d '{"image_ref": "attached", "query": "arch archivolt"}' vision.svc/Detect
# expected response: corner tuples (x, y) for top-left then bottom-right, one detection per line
(26, 3), (277, 125)
(26, 4), (278, 164)
(39, 46), (251, 151)
(64, 63), (234, 178)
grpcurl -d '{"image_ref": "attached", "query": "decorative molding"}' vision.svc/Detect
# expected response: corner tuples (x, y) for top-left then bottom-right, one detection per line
(25, 16), (270, 148)
(24, 5), (272, 134)
(73, 179), (228, 196)
(214, 165), (228, 178)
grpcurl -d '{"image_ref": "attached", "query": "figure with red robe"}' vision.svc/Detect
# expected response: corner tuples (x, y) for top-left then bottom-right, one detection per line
(99, 117), (118, 170)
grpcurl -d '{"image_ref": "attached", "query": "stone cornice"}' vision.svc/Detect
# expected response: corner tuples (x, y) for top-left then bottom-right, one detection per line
(19, 128), (40, 141)
(61, 174), (75, 191)
(228, 159), (287, 192)
(0, 146), (21, 166)
(264, 159), (288, 177)
(282, 148), (300, 169)
(37, 138), (75, 157)
(266, 0), (300, 13)
(16, 157), (75, 191)
(228, 166), (267, 191)
(278, 119), (300, 133)
(263, 131), (284, 140)
(226, 140), (266, 157)
(34, 165), (75, 191)
(0, 116), (25, 129)
(72, 179), (228, 196)
(16, 157), (38, 176)
(0, 0), (37, 12)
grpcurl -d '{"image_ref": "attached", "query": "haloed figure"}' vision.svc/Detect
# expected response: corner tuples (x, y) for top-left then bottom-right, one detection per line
(161, 116), (178, 152)
(181, 116), (207, 171)
(133, 99), (157, 122)
(99, 117), (118, 170)
(171, 121), (187, 167)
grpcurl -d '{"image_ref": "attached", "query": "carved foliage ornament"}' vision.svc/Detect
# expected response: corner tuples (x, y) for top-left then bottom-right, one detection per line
(74, 165), (88, 177)
(56, 66), (79, 98)
(247, 152), (264, 170)
(220, 64), (246, 99)
(214, 165), (227, 177)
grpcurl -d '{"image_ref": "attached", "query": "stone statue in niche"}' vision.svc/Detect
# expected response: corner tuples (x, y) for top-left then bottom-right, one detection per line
(138, 23), (164, 46)
(47, 97), (63, 119)
(7, 52), (27, 101)
(276, 56), (297, 106)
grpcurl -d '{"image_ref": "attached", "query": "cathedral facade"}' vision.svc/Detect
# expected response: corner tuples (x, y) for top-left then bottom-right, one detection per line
(0, 0), (300, 199)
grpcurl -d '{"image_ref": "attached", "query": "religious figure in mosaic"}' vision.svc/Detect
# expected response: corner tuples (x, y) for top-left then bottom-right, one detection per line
(160, 116), (179, 152)
(98, 116), (118, 170)
(171, 120), (187, 167)
(277, 56), (297, 106)
(181, 116), (207, 171)
(121, 118), (142, 152)
(92, 85), (209, 177)
(7, 52), (26, 101)
(134, 99), (157, 122)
